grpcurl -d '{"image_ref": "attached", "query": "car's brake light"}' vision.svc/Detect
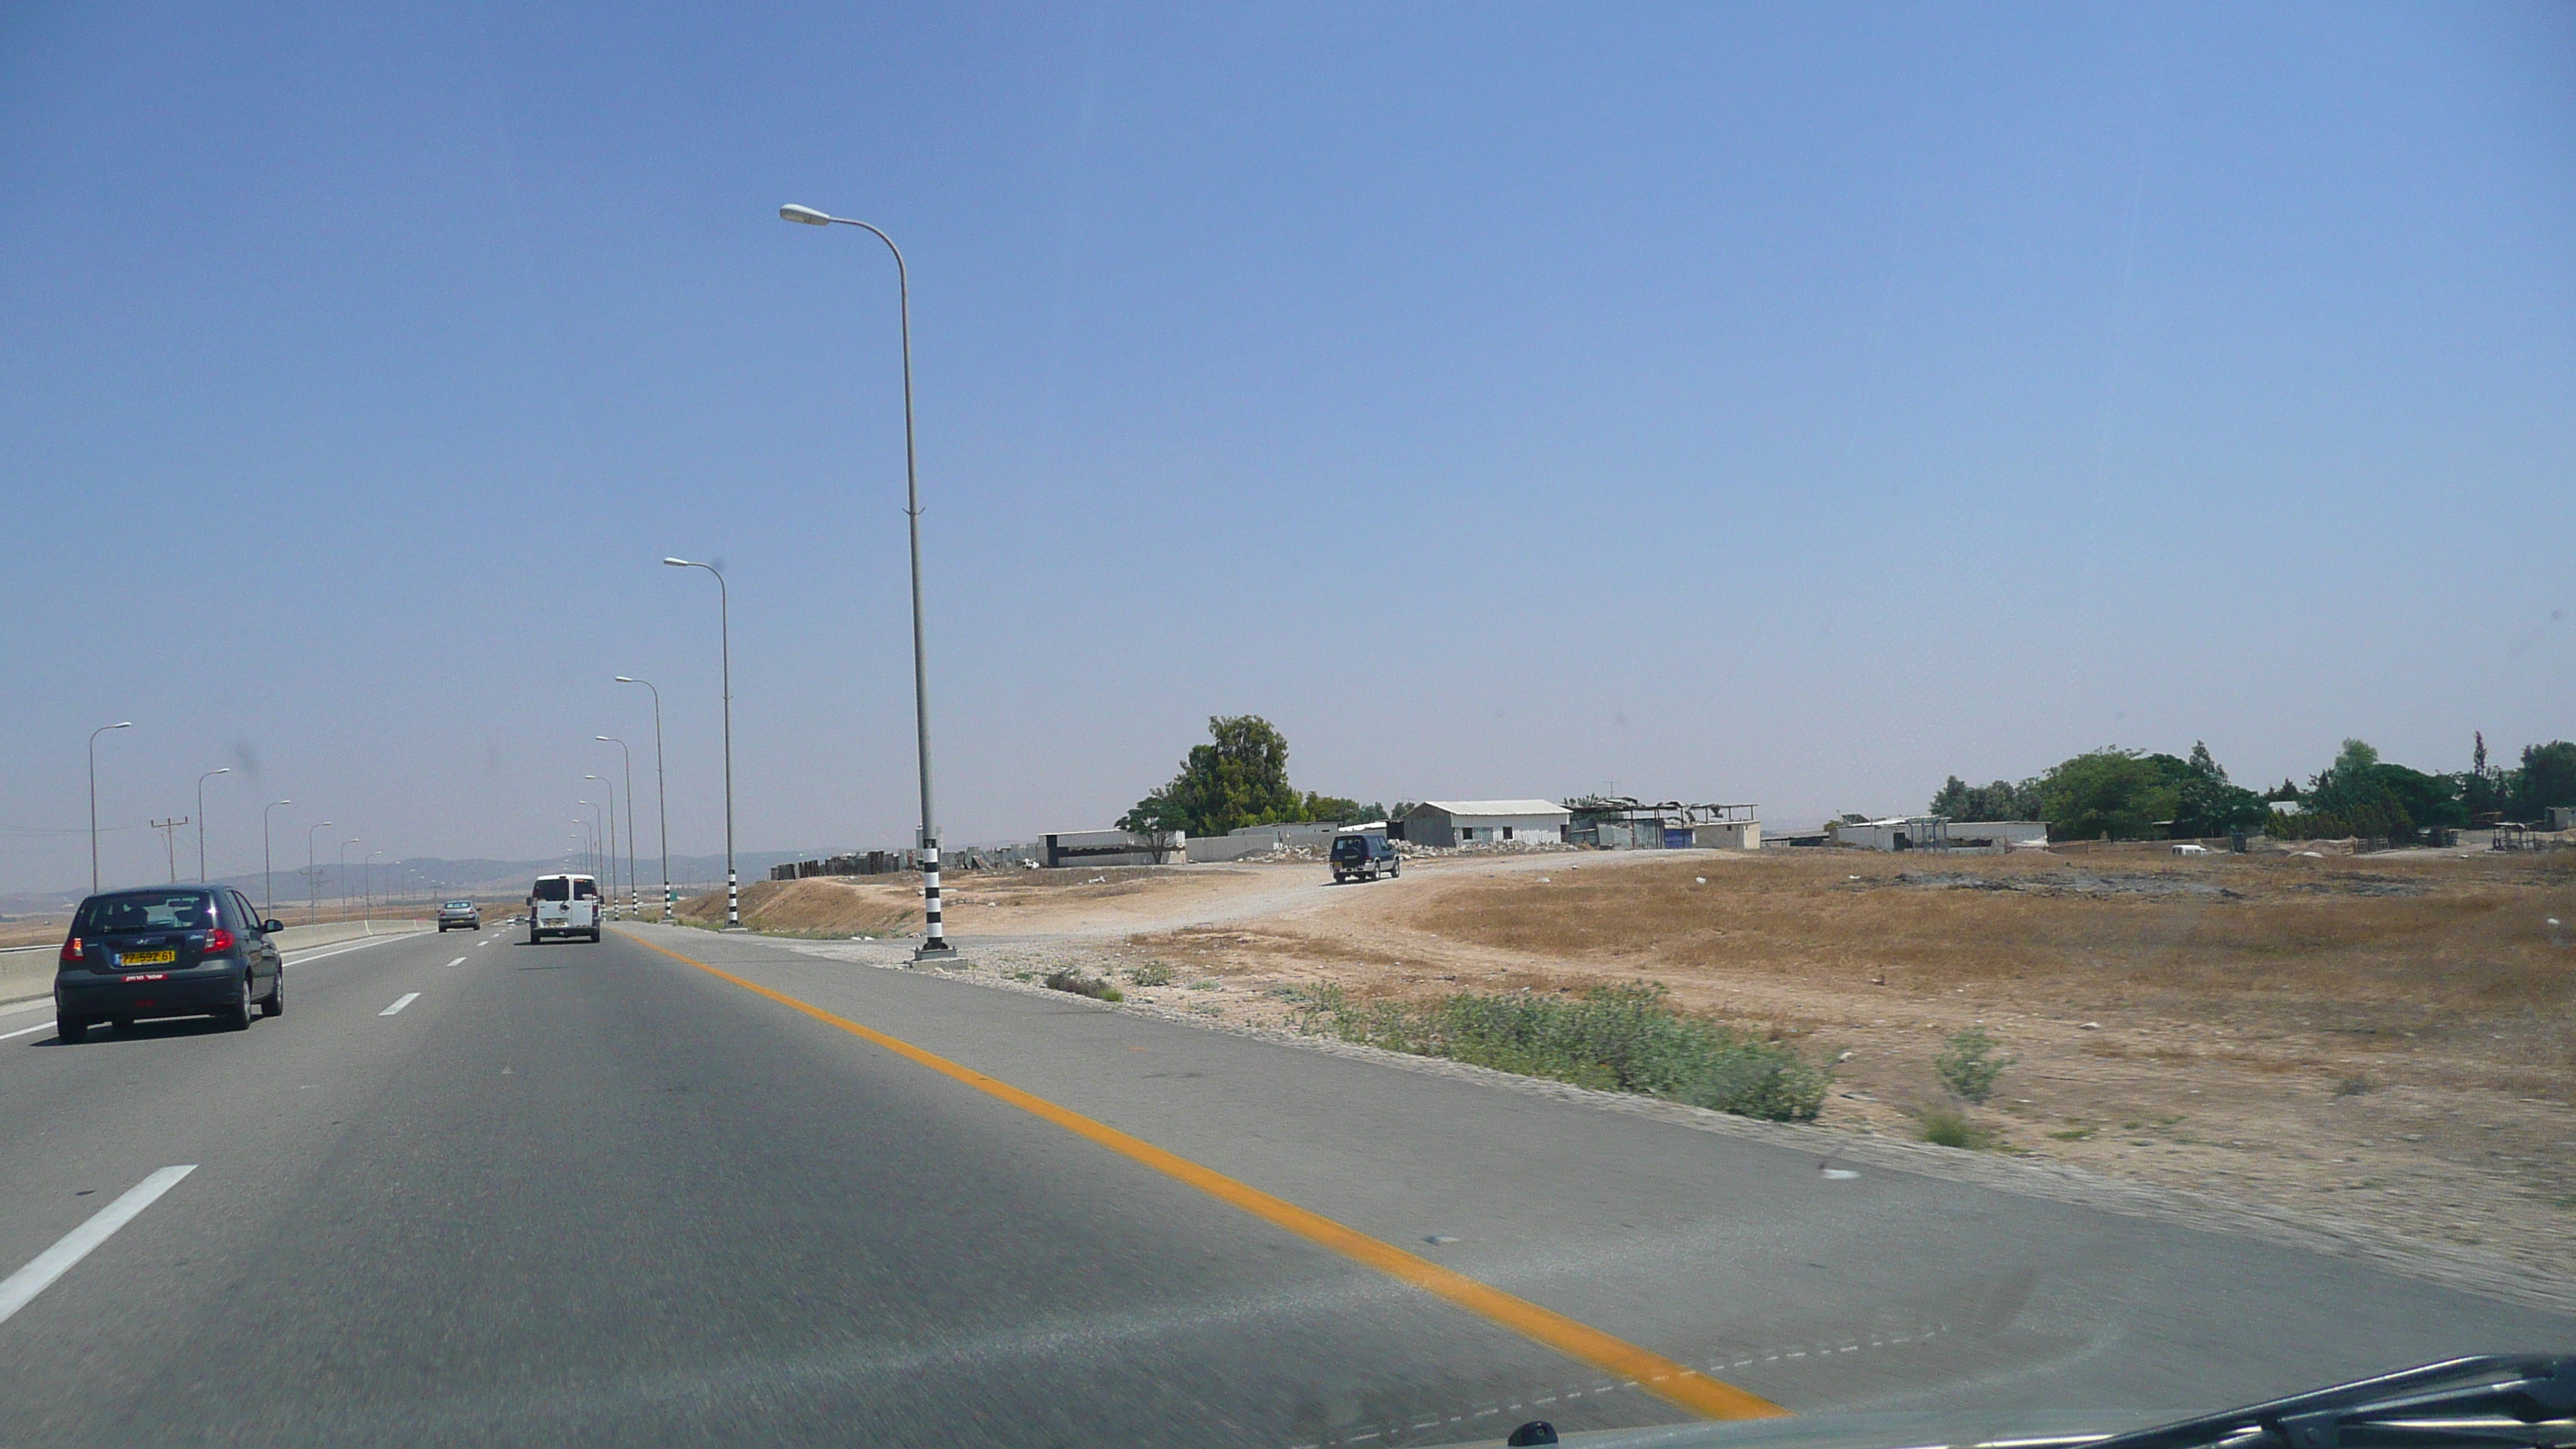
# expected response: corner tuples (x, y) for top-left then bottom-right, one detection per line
(60, 936), (81, 966)
(204, 927), (236, 954)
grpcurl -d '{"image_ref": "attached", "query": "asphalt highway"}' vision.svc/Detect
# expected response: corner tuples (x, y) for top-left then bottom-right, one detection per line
(0, 923), (2564, 1447)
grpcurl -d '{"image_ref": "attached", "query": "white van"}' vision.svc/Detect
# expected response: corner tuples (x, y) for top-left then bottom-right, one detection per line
(528, 874), (604, 944)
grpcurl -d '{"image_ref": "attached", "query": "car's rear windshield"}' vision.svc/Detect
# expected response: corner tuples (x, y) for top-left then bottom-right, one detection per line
(76, 891), (215, 933)
(533, 879), (570, 902)
(444, 901), (472, 909)
(1331, 838), (1368, 856)
(572, 879), (598, 899)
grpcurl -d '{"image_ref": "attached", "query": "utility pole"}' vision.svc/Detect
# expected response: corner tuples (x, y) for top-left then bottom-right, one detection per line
(151, 817), (190, 884)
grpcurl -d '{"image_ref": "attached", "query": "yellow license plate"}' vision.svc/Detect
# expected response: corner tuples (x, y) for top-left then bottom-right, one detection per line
(121, 949), (176, 966)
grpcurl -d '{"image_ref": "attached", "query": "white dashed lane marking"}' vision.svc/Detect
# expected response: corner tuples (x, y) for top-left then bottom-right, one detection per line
(445, 957), (465, 968)
(379, 993), (420, 1017)
(0, 1165), (197, 1327)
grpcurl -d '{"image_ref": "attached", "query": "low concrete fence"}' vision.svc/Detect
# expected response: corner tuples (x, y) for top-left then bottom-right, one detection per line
(1184, 835), (1279, 863)
(272, 919), (432, 952)
(0, 919), (432, 1005)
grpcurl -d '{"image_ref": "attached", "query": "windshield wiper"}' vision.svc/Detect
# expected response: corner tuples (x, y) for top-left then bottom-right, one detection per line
(2088, 1355), (2576, 1449)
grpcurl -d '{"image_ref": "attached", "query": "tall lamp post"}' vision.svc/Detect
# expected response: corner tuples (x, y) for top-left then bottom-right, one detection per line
(577, 800), (607, 901)
(778, 203), (956, 961)
(662, 558), (739, 930)
(262, 800), (293, 920)
(87, 721), (134, 893)
(594, 737), (637, 920)
(194, 768), (231, 882)
(583, 778), (618, 918)
(614, 679), (672, 922)
(306, 822), (334, 924)
(338, 839), (360, 920)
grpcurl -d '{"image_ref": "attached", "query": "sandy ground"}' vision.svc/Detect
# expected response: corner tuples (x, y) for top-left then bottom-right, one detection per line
(687, 845), (2576, 1303)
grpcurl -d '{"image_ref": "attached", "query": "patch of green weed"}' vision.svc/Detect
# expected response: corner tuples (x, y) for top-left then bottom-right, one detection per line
(1917, 1105), (1999, 1150)
(1294, 981), (1829, 1122)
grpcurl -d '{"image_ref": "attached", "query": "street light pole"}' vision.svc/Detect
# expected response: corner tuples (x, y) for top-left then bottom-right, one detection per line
(194, 768), (231, 882)
(578, 799), (607, 900)
(615, 680), (672, 922)
(306, 822), (333, 925)
(662, 559), (739, 930)
(262, 800), (292, 921)
(594, 738), (637, 920)
(338, 839), (359, 920)
(584, 778), (618, 917)
(778, 203), (956, 961)
(87, 722), (134, 894)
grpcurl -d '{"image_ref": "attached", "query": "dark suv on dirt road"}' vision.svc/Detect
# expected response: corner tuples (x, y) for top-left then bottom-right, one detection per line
(1330, 834), (1400, 883)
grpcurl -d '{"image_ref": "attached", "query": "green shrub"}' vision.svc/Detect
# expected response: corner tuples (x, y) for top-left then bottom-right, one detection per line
(1128, 961), (1176, 988)
(1043, 970), (1122, 1002)
(1297, 981), (1828, 1122)
(1917, 1104), (1995, 1149)
(1934, 1025), (2014, 1105)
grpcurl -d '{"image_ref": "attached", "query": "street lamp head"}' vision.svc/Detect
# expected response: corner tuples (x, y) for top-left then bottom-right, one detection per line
(104, 721), (132, 731)
(596, 735), (615, 742)
(207, 767), (231, 776)
(615, 677), (637, 683)
(662, 557), (692, 567)
(779, 204), (834, 226)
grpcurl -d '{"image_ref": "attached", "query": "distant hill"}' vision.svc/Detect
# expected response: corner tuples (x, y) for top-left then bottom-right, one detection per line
(0, 850), (837, 918)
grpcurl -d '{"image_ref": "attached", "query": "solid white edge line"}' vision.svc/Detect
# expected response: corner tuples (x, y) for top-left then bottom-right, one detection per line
(0, 1021), (54, 1043)
(0, 1165), (197, 1327)
(379, 992), (420, 1016)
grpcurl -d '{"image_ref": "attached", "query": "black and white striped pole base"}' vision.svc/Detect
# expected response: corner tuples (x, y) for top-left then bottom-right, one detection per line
(912, 839), (960, 964)
(723, 870), (742, 932)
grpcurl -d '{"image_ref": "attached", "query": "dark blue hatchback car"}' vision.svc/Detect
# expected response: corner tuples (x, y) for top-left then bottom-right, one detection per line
(55, 886), (286, 1041)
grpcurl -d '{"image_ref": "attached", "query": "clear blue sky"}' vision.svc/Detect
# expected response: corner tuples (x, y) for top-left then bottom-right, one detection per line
(3, 2), (2569, 895)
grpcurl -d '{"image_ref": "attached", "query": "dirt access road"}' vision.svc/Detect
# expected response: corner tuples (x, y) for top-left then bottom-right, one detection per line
(692, 844), (2576, 1309)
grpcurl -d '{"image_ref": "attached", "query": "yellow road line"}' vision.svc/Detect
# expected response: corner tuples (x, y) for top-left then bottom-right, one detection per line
(626, 931), (1788, 1423)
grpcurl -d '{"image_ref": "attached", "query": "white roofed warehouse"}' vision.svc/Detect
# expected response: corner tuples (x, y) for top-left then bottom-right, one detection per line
(1398, 800), (1571, 848)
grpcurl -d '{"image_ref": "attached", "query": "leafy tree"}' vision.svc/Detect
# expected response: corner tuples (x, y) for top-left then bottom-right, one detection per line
(1116, 717), (1372, 835)
(2280, 737), (2467, 839)
(2511, 741), (2576, 822)
(1297, 793), (1384, 824)
(2166, 741), (2270, 837)
(1929, 776), (2043, 820)
(2033, 748), (2177, 840)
